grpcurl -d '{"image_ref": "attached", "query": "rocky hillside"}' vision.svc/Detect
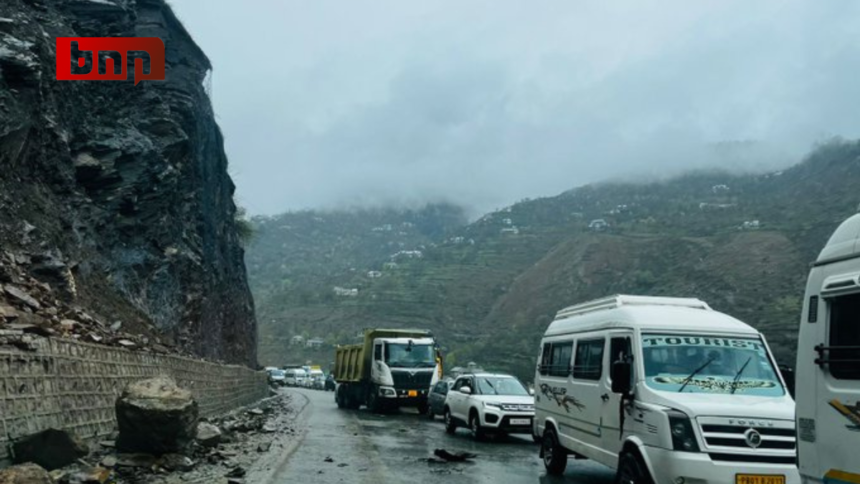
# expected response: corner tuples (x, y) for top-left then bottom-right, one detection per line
(249, 139), (860, 378)
(0, 0), (256, 365)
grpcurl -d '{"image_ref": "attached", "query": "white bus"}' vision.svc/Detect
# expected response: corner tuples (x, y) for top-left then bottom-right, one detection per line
(796, 214), (860, 484)
(534, 295), (799, 484)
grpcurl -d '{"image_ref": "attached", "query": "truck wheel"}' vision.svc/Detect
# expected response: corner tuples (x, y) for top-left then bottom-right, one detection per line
(417, 402), (429, 416)
(616, 451), (653, 484)
(542, 428), (567, 476)
(469, 412), (486, 441)
(368, 386), (382, 414)
(444, 408), (457, 434)
(335, 387), (345, 409)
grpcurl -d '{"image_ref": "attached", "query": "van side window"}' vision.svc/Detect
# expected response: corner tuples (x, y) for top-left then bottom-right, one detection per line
(829, 293), (860, 380)
(610, 336), (632, 364)
(574, 339), (605, 380)
(546, 341), (573, 377)
(539, 343), (552, 375)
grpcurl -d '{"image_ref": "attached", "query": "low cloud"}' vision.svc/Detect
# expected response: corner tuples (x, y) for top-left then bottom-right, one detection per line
(173, 0), (860, 215)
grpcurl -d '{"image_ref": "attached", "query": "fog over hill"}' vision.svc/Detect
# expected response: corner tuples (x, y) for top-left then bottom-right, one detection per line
(173, 0), (860, 216)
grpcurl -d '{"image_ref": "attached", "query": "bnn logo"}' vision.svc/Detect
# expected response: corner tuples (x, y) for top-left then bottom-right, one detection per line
(56, 37), (165, 85)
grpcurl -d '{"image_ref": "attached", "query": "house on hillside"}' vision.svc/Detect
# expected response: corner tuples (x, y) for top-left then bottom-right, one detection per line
(306, 338), (325, 349)
(712, 184), (730, 193)
(391, 250), (423, 260)
(740, 220), (761, 230)
(502, 218), (513, 226)
(589, 219), (609, 231)
(383, 262), (399, 270)
(500, 227), (520, 235)
(333, 287), (359, 297)
(367, 271), (383, 279)
(290, 335), (305, 346)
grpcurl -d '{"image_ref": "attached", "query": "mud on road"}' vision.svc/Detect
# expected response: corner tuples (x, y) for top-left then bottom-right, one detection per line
(270, 388), (615, 484)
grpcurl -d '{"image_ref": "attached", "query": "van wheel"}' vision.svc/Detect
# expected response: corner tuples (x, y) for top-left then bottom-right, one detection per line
(542, 428), (567, 476)
(426, 405), (436, 420)
(444, 408), (456, 434)
(469, 412), (486, 441)
(616, 451), (654, 484)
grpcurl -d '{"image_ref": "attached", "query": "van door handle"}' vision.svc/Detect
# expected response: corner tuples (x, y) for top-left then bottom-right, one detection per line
(601, 393), (610, 402)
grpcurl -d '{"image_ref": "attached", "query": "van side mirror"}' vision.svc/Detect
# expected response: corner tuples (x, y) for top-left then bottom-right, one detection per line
(460, 386), (472, 395)
(778, 365), (795, 398)
(611, 360), (632, 395)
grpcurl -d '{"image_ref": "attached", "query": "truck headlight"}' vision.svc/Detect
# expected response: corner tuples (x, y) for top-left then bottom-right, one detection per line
(667, 410), (700, 453)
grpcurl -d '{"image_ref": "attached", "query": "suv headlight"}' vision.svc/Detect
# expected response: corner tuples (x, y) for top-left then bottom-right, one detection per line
(483, 402), (502, 409)
(667, 410), (700, 453)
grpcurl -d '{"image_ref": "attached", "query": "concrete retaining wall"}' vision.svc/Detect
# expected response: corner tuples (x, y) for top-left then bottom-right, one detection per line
(0, 336), (267, 463)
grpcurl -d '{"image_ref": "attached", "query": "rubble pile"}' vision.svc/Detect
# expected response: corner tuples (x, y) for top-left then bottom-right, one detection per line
(5, 389), (298, 484)
(0, 250), (185, 356)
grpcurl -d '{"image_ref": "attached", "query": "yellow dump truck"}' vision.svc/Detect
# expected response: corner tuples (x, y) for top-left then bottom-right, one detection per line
(333, 329), (442, 413)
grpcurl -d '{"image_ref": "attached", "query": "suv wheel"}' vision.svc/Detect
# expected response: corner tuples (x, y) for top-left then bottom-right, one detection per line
(616, 451), (654, 484)
(542, 428), (567, 476)
(469, 412), (486, 441)
(444, 408), (456, 434)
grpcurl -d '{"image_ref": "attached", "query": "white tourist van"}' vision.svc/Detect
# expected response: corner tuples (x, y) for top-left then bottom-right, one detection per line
(534, 295), (799, 484)
(796, 214), (860, 484)
(284, 368), (308, 387)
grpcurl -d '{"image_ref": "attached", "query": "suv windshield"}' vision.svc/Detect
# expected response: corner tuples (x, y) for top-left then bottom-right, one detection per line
(476, 376), (529, 396)
(642, 334), (784, 396)
(385, 343), (436, 368)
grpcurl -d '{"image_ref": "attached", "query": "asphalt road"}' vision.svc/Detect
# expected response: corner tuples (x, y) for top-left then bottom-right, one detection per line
(272, 388), (615, 484)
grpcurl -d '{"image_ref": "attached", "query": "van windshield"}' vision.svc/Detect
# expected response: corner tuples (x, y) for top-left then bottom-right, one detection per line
(642, 334), (784, 396)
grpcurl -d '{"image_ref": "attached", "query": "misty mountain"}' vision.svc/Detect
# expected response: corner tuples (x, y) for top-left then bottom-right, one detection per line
(248, 139), (860, 378)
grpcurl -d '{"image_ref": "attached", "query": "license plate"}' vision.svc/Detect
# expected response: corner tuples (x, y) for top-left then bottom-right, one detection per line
(510, 418), (530, 426)
(736, 475), (785, 484)
(408, 390), (418, 397)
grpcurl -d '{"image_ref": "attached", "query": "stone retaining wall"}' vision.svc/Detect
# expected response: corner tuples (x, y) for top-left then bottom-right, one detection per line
(0, 337), (267, 464)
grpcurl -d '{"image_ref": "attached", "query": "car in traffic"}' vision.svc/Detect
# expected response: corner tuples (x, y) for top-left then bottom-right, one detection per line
(427, 379), (454, 420)
(443, 372), (535, 440)
(267, 368), (286, 386)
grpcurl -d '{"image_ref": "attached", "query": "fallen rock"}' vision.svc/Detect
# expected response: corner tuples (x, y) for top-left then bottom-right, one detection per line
(11, 428), (88, 470)
(0, 463), (52, 484)
(225, 466), (246, 478)
(115, 453), (157, 468)
(433, 449), (477, 462)
(100, 456), (117, 469)
(256, 442), (271, 453)
(157, 454), (195, 472)
(3, 285), (40, 310)
(196, 422), (222, 447)
(59, 466), (111, 484)
(116, 376), (199, 454)
(0, 305), (18, 320)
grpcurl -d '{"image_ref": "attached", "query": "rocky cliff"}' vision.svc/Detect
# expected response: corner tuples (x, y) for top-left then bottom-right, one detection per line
(0, 0), (257, 366)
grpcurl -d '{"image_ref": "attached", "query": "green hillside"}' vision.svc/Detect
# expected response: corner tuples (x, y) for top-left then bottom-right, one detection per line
(248, 139), (860, 379)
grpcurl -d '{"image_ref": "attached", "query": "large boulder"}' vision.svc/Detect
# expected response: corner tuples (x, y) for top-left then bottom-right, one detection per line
(11, 428), (88, 470)
(0, 463), (52, 484)
(116, 376), (199, 454)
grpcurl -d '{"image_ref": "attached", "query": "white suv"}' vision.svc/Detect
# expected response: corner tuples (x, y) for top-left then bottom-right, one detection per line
(443, 373), (535, 440)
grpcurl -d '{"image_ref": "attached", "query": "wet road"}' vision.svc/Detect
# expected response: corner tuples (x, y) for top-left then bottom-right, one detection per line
(272, 388), (615, 484)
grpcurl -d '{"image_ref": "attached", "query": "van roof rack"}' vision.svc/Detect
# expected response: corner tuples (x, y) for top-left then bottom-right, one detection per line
(554, 295), (711, 321)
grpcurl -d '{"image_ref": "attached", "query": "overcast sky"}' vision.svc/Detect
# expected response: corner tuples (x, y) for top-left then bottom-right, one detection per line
(171, 0), (860, 216)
